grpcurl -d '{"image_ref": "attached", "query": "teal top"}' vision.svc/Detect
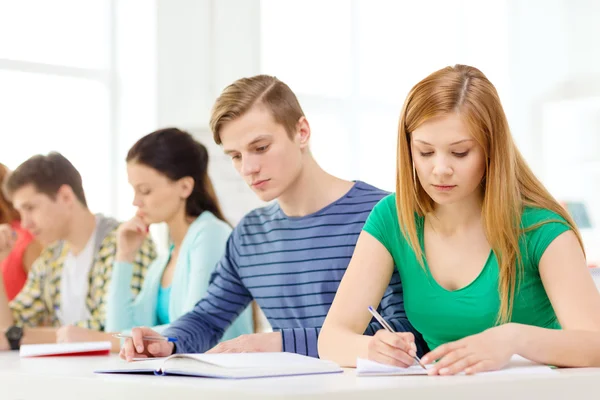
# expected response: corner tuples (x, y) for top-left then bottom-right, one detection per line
(105, 211), (254, 340)
(363, 194), (570, 350)
(156, 285), (171, 325)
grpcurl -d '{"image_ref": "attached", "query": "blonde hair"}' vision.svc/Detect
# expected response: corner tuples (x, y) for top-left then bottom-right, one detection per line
(209, 75), (305, 144)
(396, 64), (583, 323)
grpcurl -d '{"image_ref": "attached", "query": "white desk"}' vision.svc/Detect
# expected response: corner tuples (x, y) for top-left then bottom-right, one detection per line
(1, 353), (599, 400)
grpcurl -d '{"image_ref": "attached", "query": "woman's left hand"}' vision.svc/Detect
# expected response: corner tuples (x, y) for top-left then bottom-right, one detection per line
(421, 323), (521, 375)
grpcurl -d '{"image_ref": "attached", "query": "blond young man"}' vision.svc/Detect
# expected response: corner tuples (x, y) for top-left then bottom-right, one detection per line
(121, 75), (424, 360)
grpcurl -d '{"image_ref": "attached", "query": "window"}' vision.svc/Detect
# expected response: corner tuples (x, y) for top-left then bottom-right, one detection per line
(0, 0), (115, 214)
(261, 0), (509, 191)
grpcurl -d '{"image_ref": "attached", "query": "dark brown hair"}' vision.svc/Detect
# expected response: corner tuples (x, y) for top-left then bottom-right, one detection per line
(3, 153), (87, 207)
(127, 128), (227, 222)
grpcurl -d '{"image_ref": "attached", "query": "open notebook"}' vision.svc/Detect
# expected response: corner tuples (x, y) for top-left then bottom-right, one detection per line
(357, 355), (557, 376)
(20, 342), (112, 358)
(95, 352), (342, 379)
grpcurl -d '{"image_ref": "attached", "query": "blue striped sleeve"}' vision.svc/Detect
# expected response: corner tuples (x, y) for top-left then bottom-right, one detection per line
(279, 327), (321, 358)
(163, 234), (253, 353)
(276, 270), (427, 358)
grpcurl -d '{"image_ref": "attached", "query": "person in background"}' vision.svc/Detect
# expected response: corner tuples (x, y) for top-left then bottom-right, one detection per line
(0, 163), (43, 301)
(318, 65), (600, 374)
(0, 153), (155, 351)
(120, 74), (423, 361)
(58, 128), (254, 350)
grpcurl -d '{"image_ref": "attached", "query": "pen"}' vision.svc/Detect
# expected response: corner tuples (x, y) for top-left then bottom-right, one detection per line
(368, 305), (427, 370)
(112, 333), (178, 343)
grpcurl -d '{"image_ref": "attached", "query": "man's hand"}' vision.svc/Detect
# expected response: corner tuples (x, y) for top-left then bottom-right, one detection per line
(120, 327), (175, 362)
(206, 332), (283, 354)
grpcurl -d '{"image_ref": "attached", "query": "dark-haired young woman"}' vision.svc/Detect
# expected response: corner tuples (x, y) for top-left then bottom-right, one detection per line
(58, 128), (253, 348)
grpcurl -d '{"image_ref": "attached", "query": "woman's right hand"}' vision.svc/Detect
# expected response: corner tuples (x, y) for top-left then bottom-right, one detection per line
(120, 327), (175, 362)
(367, 329), (418, 368)
(115, 216), (148, 262)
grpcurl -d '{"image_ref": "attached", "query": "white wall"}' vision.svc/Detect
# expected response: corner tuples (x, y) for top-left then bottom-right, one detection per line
(4, 0), (598, 229)
(504, 0), (570, 176)
(113, 0), (266, 226)
(139, 0), (600, 226)
(507, 0), (600, 228)
(504, 0), (600, 178)
(114, 0), (158, 219)
(0, 0), (114, 215)
(107, 0), (268, 254)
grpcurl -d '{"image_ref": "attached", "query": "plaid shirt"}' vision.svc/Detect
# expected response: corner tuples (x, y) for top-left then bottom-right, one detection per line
(9, 224), (155, 331)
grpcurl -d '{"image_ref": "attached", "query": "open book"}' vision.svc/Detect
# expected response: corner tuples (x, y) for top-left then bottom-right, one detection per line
(357, 355), (556, 376)
(95, 352), (342, 379)
(20, 342), (112, 358)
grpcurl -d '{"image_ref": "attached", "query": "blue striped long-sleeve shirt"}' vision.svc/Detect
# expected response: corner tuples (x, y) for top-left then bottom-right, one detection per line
(164, 181), (425, 357)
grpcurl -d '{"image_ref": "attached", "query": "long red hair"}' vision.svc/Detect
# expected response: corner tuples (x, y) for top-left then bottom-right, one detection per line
(396, 65), (583, 323)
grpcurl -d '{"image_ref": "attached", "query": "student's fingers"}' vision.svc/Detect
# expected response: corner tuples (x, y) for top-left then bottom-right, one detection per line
(135, 326), (165, 353)
(135, 211), (150, 226)
(377, 340), (415, 367)
(427, 346), (470, 375)
(123, 220), (146, 235)
(147, 341), (174, 357)
(370, 349), (413, 368)
(121, 345), (139, 360)
(368, 331), (414, 367)
(131, 328), (146, 354)
(375, 330), (415, 353)
(223, 347), (241, 353)
(399, 331), (415, 346)
(118, 217), (147, 236)
(118, 219), (137, 232)
(409, 341), (417, 357)
(120, 343), (147, 361)
(122, 338), (137, 361)
(147, 342), (161, 355)
(130, 215), (149, 230)
(440, 355), (480, 376)
(206, 343), (225, 354)
(430, 352), (477, 376)
(131, 219), (148, 233)
(465, 360), (493, 375)
(421, 340), (463, 365)
(55, 327), (65, 343)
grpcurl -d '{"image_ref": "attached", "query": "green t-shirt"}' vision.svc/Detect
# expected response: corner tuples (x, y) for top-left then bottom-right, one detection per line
(363, 194), (571, 350)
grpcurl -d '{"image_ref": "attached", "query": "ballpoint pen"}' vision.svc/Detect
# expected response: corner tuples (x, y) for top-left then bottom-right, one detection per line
(112, 333), (178, 343)
(368, 305), (427, 370)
